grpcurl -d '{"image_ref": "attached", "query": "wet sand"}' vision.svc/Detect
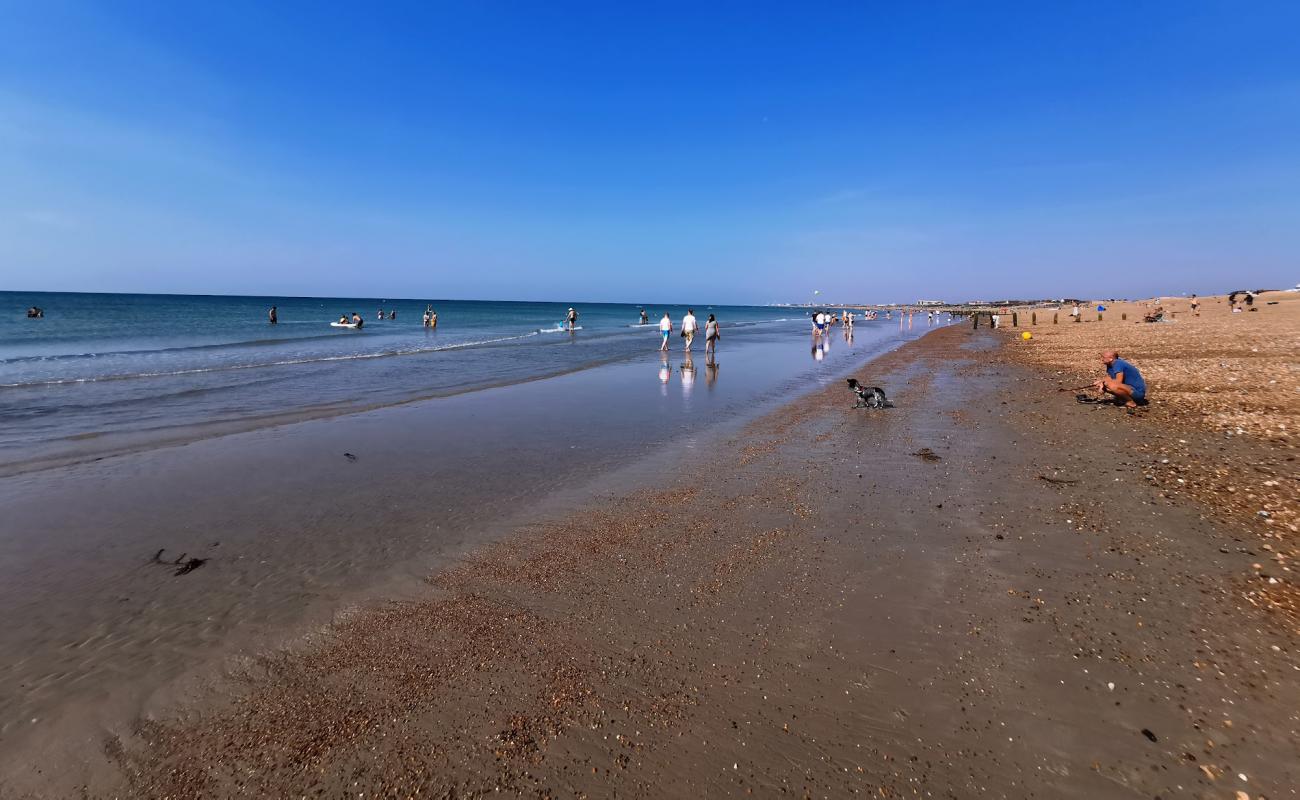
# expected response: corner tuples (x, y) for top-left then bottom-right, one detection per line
(13, 324), (1294, 798)
(0, 324), (917, 795)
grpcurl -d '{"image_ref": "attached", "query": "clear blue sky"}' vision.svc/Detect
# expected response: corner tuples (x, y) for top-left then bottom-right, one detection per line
(2, 1), (1297, 304)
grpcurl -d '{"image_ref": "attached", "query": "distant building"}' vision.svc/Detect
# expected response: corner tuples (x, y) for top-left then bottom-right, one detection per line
(916, 299), (945, 306)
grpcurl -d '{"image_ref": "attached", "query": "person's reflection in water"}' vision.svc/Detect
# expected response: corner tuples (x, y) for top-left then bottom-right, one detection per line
(842, 325), (854, 344)
(705, 350), (719, 389)
(680, 351), (696, 394)
(659, 351), (672, 395)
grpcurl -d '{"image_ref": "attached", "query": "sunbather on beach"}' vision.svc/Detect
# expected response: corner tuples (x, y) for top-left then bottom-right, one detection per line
(1094, 350), (1147, 408)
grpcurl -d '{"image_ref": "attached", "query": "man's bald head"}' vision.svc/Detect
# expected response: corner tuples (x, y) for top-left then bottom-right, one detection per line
(1102, 350), (1118, 365)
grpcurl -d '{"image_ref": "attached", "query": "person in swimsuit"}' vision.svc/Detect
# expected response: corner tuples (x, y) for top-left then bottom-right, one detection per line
(659, 312), (672, 351)
(352, 312), (364, 329)
(566, 307), (578, 331)
(268, 306), (277, 324)
(640, 308), (649, 325)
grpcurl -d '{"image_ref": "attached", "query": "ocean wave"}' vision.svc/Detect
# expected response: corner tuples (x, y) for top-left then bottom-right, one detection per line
(0, 330), (383, 365)
(0, 332), (539, 389)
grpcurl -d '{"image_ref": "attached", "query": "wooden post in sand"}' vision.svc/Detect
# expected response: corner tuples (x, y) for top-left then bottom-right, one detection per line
(1031, 312), (1037, 325)
(972, 313), (979, 329)
(1053, 312), (1058, 324)
(1122, 312), (1127, 321)
(1097, 311), (1104, 322)
(1012, 312), (1018, 327)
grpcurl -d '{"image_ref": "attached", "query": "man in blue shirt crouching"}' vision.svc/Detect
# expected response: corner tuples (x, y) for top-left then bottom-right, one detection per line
(1095, 350), (1148, 408)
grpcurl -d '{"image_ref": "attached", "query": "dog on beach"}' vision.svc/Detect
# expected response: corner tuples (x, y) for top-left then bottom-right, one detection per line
(846, 378), (891, 409)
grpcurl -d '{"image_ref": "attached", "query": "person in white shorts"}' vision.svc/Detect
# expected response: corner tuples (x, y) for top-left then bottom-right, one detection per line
(681, 308), (698, 351)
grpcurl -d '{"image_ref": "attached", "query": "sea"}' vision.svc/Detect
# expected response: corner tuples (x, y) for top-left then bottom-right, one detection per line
(1, 291), (911, 472)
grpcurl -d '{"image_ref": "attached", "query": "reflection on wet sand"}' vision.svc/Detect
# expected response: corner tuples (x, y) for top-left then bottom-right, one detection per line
(811, 334), (830, 362)
(680, 352), (696, 394)
(705, 351), (718, 389)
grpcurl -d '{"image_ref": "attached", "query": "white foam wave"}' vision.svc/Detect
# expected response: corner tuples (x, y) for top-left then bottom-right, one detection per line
(0, 332), (539, 389)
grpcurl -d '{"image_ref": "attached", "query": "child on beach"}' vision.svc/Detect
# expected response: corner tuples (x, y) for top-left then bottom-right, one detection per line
(659, 312), (672, 351)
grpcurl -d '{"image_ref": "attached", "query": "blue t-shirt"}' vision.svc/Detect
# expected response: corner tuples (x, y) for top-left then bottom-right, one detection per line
(1107, 358), (1146, 398)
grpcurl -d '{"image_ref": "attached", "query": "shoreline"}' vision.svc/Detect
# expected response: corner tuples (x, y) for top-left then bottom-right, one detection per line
(6, 323), (1293, 797)
(0, 323), (923, 794)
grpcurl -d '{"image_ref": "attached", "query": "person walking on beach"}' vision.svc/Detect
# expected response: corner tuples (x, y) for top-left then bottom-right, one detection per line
(659, 312), (672, 351)
(1094, 350), (1147, 408)
(1190, 294), (1199, 316)
(704, 313), (720, 355)
(1070, 303), (1081, 322)
(566, 307), (579, 331)
(268, 306), (277, 325)
(681, 308), (698, 351)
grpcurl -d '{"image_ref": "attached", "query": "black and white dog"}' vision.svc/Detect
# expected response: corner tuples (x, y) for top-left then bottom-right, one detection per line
(846, 378), (891, 409)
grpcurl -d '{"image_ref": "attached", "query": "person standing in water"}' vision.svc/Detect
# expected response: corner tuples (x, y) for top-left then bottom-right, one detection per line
(429, 309), (438, 329)
(566, 307), (579, 331)
(659, 312), (672, 351)
(681, 308), (698, 351)
(422, 306), (432, 327)
(704, 313), (720, 355)
(268, 306), (277, 325)
(640, 308), (649, 325)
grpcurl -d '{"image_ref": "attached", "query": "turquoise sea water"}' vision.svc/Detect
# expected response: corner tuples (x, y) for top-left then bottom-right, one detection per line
(2, 292), (839, 467)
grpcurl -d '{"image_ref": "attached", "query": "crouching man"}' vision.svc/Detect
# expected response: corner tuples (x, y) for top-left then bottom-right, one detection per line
(1095, 350), (1148, 408)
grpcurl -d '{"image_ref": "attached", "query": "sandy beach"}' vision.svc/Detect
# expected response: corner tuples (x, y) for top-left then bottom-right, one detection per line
(6, 315), (1293, 798)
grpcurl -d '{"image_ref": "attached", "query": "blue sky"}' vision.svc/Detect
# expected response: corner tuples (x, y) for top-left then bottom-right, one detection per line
(2, 1), (1297, 304)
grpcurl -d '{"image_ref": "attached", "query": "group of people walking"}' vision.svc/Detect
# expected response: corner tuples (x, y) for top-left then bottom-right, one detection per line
(657, 308), (720, 354)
